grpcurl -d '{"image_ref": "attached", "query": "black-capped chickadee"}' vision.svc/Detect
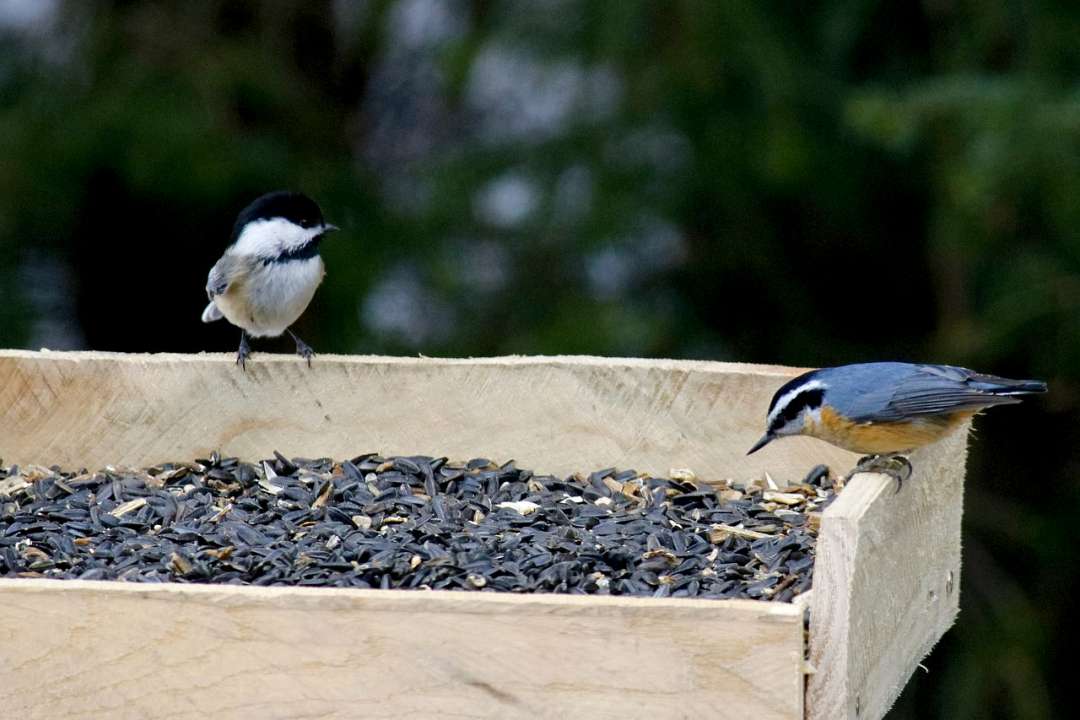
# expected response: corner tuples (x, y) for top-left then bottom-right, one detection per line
(201, 191), (338, 370)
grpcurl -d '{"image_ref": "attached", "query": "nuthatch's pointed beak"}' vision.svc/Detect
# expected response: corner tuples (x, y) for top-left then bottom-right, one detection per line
(746, 433), (774, 456)
(321, 223), (339, 233)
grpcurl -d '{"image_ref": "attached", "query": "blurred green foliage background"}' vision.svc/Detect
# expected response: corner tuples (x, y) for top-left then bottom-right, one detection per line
(1, 1), (1077, 716)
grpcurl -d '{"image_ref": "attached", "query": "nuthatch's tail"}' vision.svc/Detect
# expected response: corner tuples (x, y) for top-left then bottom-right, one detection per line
(969, 374), (1048, 396)
(201, 302), (223, 323)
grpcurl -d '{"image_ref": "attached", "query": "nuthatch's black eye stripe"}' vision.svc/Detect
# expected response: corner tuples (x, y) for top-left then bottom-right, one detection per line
(771, 387), (825, 431)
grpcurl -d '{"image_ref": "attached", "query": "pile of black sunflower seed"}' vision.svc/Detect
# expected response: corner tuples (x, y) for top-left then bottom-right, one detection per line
(0, 452), (835, 601)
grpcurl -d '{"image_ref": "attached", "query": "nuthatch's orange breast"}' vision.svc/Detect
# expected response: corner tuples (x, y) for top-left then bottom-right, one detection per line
(806, 405), (977, 455)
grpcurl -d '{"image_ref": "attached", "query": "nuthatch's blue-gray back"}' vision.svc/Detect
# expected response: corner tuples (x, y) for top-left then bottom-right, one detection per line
(748, 362), (1046, 457)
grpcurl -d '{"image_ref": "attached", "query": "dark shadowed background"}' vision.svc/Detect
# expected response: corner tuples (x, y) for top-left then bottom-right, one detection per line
(1, 2), (1076, 717)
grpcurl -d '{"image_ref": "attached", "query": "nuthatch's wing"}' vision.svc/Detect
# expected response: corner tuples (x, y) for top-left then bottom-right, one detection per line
(848, 364), (1046, 423)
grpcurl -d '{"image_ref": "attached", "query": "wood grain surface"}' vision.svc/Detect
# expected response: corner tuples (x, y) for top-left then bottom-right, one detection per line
(807, 428), (968, 720)
(0, 579), (805, 720)
(0, 350), (859, 485)
(0, 351), (971, 719)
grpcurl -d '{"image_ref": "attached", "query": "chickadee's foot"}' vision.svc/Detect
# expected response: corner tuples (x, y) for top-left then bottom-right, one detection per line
(296, 340), (315, 367)
(287, 329), (315, 368)
(236, 331), (251, 372)
(849, 454), (912, 493)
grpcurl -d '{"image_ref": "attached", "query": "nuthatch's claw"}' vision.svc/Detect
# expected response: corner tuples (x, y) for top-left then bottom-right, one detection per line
(849, 454), (913, 493)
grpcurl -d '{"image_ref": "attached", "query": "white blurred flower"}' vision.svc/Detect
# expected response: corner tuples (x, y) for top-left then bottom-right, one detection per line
(360, 265), (455, 346)
(474, 171), (540, 229)
(0, 0), (58, 31)
(585, 247), (635, 301)
(387, 0), (468, 51)
(466, 45), (622, 144)
(583, 214), (687, 300)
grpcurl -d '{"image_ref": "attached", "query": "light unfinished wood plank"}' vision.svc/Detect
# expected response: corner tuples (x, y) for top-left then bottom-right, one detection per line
(0, 350), (859, 485)
(0, 579), (805, 720)
(0, 351), (973, 719)
(806, 428), (968, 720)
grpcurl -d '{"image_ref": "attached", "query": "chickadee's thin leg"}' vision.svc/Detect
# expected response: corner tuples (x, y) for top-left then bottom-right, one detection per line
(286, 328), (315, 367)
(849, 454), (913, 493)
(237, 331), (251, 371)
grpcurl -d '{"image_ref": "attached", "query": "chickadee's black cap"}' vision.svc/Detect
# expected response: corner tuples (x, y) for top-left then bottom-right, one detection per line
(231, 191), (326, 241)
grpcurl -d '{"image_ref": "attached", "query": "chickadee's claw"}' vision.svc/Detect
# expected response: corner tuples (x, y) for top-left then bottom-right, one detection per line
(287, 329), (315, 368)
(237, 331), (251, 372)
(848, 454), (913, 493)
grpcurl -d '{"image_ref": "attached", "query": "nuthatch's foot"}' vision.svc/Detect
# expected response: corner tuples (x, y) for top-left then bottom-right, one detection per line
(287, 329), (315, 368)
(236, 331), (251, 371)
(849, 454), (913, 493)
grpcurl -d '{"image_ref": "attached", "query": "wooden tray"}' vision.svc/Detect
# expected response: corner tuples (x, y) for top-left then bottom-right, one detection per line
(0, 351), (967, 719)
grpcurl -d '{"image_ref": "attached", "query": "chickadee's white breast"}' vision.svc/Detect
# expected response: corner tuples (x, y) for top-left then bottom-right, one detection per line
(217, 256), (325, 338)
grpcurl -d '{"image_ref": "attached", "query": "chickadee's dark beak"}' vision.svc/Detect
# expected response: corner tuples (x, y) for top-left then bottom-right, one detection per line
(746, 433), (775, 456)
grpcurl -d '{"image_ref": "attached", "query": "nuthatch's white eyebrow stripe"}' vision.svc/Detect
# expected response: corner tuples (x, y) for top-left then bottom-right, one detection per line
(767, 379), (826, 427)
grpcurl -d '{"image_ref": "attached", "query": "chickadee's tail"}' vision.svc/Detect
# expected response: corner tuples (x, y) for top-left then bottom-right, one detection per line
(201, 302), (223, 323)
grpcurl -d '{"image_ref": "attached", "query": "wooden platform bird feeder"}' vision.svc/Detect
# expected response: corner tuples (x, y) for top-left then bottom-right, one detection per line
(0, 351), (967, 720)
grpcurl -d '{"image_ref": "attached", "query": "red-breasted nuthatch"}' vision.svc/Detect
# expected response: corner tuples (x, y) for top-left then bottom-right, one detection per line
(748, 362), (1046, 483)
(201, 191), (338, 370)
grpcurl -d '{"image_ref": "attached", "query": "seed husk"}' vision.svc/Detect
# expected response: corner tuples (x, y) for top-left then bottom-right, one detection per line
(762, 491), (804, 506)
(109, 498), (147, 518)
(496, 500), (541, 516)
(709, 524), (771, 542)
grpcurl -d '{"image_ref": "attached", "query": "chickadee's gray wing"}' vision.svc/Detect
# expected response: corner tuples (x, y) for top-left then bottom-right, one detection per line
(206, 253), (246, 300)
(201, 302), (223, 323)
(202, 254), (246, 323)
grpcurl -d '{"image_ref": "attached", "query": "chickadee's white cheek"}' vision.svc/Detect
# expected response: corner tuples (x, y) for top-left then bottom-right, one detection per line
(233, 218), (314, 256)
